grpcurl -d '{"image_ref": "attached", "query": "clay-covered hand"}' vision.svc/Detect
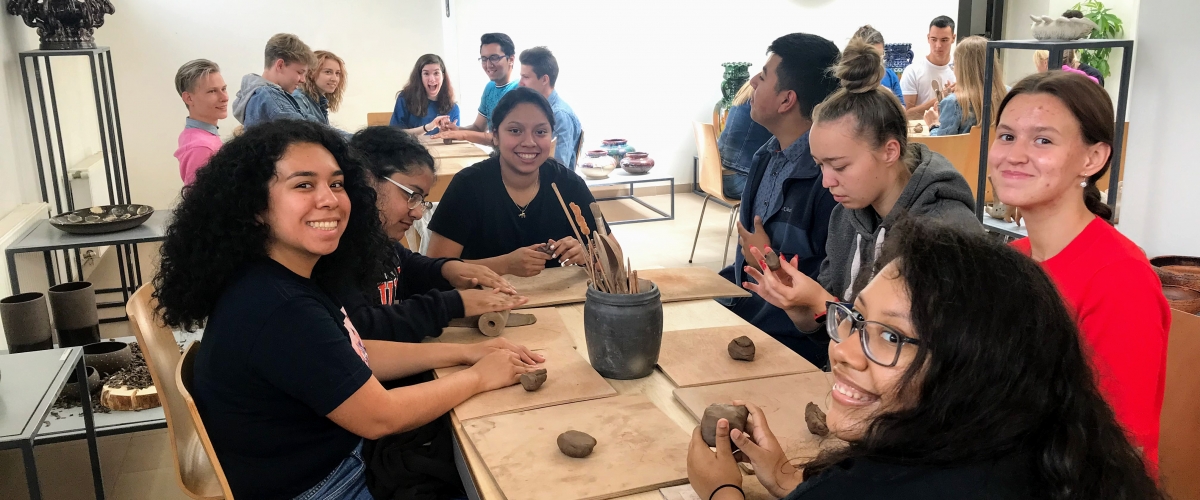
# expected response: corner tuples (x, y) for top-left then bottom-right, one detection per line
(504, 243), (554, 277)
(729, 400), (800, 498)
(923, 107), (940, 128)
(459, 288), (528, 318)
(431, 129), (469, 141)
(548, 237), (586, 267)
(687, 419), (744, 500)
(464, 337), (544, 366)
(443, 260), (516, 294)
(432, 115), (457, 131)
(742, 246), (832, 313)
(466, 349), (537, 393)
(737, 216), (770, 272)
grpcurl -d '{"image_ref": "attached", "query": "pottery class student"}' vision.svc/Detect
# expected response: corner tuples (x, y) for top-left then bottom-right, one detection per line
(295, 50), (347, 126)
(849, 25), (905, 106)
(738, 39), (979, 357)
(923, 36), (1007, 136)
(340, 125), (524, 343)
(173, 58), (228, 186)
(425, 87), (606, 277)
(231, 33), (321, 128)
(687, 218), (1164, 500)
(390, 53), (461, 137)
(152, 119), (543, 500)
(716, 80), (772, 200)
(989, 70), (1169, 469)
(900, 16), (956, 119)
(431, 32), (519, 145)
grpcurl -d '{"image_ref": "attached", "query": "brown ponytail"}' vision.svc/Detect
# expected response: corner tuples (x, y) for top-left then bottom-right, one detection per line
(813, 38), (909, 164)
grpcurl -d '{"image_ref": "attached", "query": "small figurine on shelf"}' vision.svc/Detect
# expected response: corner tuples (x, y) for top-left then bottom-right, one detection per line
(1030, 14), (1097, 40)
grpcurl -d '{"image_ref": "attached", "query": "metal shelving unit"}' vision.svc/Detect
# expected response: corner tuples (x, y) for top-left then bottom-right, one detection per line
(978, 38), (1134, 239)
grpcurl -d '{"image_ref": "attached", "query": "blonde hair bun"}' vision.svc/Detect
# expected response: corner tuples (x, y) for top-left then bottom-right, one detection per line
(834, 38), (885, 94)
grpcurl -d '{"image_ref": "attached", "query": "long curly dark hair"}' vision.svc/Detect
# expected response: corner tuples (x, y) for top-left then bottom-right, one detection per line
(153, 120), (390, 331)
(800, 217), (1162, 499)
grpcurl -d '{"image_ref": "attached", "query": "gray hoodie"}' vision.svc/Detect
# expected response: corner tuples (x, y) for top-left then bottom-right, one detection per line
(231, 73), (272, 124)
(818, 143), (981, 301)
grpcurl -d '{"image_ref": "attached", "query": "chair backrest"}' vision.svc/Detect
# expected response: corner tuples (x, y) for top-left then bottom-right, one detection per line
(366, 112), (392, 127)
(126, 285), (226, 499)
(693, 122), (738, 204)
(1160, 308), (1200, 500)
(177, 341), (235, 500)
(909, 126), (993, 203)
(573, 130), (585, 168)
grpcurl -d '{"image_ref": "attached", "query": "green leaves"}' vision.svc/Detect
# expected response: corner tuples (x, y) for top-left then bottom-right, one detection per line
(1070, 0), (1125, 78)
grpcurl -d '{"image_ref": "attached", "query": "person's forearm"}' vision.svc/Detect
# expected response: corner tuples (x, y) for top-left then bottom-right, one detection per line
(363, 340), (468, 380)
(464, 257), (508, 276)
(376, 370), (482, 435)
(459, 130), (492, 145)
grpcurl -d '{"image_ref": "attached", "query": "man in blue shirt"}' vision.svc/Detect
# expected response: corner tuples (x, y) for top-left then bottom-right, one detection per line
(517, 46), (582, 169)
(719, 33), (841, 366)
(434, 33), (518, 146)
(231, 33), (321, 128)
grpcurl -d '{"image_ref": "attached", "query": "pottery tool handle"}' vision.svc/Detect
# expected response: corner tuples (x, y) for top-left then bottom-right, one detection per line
(478, 310), (510, 337)
(589, 202), (608, 236)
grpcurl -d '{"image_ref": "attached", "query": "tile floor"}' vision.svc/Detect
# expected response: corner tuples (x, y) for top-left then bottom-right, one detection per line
(0, 190), (742, 499)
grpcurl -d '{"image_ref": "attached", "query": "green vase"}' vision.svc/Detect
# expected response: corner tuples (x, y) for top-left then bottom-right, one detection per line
(720, 62), (752, 107)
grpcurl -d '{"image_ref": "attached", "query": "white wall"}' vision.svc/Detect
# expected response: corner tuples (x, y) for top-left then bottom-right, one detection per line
(0, 15), (40, 214)
(89, 0), (445, 211)
(1003, 0), (1139, 94)
(447, 0), (957, 185)
(1116, 0), (1199, 256)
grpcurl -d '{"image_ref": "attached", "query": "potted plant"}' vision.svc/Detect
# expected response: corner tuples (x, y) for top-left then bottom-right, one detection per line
(1071, 0), (1125, 78)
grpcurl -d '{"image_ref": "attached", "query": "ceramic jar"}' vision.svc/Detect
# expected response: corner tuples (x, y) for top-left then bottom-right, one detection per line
(0, 292), (54, 353)
(49, 281), (100, 348)
(583, 280), (663, 379)
(720, 62), (753, 106)
(579, 150), (617, 179)
(620, 152), (655, 175)
(600, 139), (635, 165)
(884, 43), (914, 78)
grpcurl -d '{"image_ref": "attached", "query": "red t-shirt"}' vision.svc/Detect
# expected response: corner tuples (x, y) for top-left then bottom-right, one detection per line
(1011, 217), (1170, 468)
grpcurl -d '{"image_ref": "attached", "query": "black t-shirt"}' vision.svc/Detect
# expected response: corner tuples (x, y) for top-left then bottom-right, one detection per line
(193, 259), (374, 500)
(339, 241), (466, 343)
(428, 157), (601, 266)
(783, 454), (1034, 499)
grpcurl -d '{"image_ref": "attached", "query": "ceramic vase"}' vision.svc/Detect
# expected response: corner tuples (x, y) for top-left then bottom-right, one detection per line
(600, 139), (635, 165)
(83, 340), (133, 377)
(579, 150), (617, 179)
(583, 281), (663, 379)
(0, 292), (54, 353)
(48, 281), (100, 348)
(6, 0), (117, 50)
(884, 43), (914, 78)
(720, 62), (752, 107)
(620, 152), (655, 175)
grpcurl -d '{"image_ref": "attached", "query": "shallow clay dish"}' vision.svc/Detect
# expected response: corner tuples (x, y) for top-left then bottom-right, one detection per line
(50, 204), (153, 235)
(1162, 285), (1200, 314)
(1151, 256), (1200, 290)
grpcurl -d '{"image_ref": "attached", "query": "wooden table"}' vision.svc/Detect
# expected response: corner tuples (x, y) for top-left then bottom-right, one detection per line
(450, 298), (777, 500)
(422, 140), (491, 202)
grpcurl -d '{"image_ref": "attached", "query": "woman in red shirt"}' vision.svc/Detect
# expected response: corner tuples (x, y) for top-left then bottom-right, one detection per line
(988, 70), (1170, 468)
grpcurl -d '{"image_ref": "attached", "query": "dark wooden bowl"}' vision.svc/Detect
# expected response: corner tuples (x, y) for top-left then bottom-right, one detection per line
(1163, 285), (1200, 314)
(50, 204), (153, 235)
(1151, 255), (1200, 290)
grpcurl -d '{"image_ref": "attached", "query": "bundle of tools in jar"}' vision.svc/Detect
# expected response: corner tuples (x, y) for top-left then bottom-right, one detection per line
(550, 183), (640, 294)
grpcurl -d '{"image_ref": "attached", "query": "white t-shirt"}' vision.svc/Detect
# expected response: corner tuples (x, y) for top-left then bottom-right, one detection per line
(900, 57), (956, 107)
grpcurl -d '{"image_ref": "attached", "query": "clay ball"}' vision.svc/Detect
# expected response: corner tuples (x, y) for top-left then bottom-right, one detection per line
(805, 402), (830, 437)
(727, 335), (755, 361)
(520, 368), (548, 391)
(700, 404), (749, 447)
(557, 430), (597, 458)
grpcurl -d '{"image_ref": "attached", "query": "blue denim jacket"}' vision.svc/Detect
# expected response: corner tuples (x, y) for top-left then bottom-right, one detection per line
(231, 73), (323, 129)
(931, 94), (976, 136)
(294, 89), (330, 125)
(717, 102), (771, 175)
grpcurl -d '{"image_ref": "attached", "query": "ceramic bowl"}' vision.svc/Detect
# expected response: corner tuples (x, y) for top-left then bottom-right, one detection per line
(620, 152), (655, 175)
(62, 366), (100, 399)
(1163, 285), (1200, 314)
(1151, 255), (1200, 290)
(50, 204), (153, 235)
(579, 150), (617, 179)
(84, 341), (133, 377)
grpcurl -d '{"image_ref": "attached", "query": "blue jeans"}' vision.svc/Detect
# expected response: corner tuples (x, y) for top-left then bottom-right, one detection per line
(294, 441), (374, 500)
(722, 171), (747, 200)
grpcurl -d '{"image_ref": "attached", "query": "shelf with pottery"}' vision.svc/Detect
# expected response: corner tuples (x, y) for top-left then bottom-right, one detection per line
(578, 142), (674, 225)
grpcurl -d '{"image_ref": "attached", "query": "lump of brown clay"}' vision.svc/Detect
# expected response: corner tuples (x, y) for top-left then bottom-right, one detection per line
(520, 368), (547, 391)
(727, 335), (755, 361)
(557, 430), (597, 458)
(700, 404), (749, 447)
(763, 250), (782, 271)
(805, 402), (830, 437)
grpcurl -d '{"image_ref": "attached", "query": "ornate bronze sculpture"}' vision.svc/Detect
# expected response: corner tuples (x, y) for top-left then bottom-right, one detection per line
(6, 0), (116, 50)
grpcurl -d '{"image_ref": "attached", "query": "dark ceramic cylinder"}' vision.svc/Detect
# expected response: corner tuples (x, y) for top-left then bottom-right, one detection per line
(1, 292), (54, 353)
(48, 281), (100, 348)
(583, 281), (663, 380)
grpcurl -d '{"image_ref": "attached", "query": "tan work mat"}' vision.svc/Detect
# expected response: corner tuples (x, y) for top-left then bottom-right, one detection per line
(673, 372), (842, 462)
(464, 394), (689, 500)
(428, 307), (574, 350)
(435, 345), (616, 421)
(427, 141), (489, 159)
(657, 325), (818, 387)
(508, 266), (749, 309)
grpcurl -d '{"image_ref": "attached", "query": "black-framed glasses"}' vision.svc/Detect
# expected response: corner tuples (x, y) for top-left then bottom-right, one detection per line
(384, 177), (434, 211)
(478, 55), (509, 64)
(826, 301), (920, 367)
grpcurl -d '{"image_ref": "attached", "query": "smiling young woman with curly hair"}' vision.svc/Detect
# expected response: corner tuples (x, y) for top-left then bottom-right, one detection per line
(153, 119), (540, 500)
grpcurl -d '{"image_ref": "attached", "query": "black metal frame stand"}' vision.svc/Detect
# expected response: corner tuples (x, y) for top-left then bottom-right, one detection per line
(18, 47), (142, 322)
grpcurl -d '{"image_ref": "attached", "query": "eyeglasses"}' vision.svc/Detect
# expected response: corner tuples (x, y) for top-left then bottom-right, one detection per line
(478, 55), (509, 65)
(826, 301), (920, 367)
(384, 176), (434, 211)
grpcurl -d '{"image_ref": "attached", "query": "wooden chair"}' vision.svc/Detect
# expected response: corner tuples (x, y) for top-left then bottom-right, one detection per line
(713, 105), (729, 137)
(1160, 309), (1200, 500)
(367, 112), (393, 127)
(176, 341), (235, 500)
(573, 130), (585, 169)
(909, 127), (993, 204)
(126, 285), (230, 499)
(689, 122), (741, 268)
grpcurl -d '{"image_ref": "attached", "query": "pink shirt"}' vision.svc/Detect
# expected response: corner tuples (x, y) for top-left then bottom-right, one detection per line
(175, 120), (222, 185)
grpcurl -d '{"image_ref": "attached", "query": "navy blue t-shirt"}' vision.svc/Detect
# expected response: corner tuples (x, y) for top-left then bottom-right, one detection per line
(192, 259), (373, 500)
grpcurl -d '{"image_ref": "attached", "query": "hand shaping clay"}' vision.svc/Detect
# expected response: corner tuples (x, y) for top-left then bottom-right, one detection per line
(700, 404), (749, 447)
(520, 368), (547, 391)
(805, 402), (830, 437)
(763, 250), (782, 271)
(557, 430), (597, 458)
(477, 310), (510, 337)
(727, 335), (755, 361)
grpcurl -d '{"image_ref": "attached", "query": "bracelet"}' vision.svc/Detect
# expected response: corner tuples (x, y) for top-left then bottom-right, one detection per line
(422, 123), (429, 133)
(709, 484), (745, 500)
